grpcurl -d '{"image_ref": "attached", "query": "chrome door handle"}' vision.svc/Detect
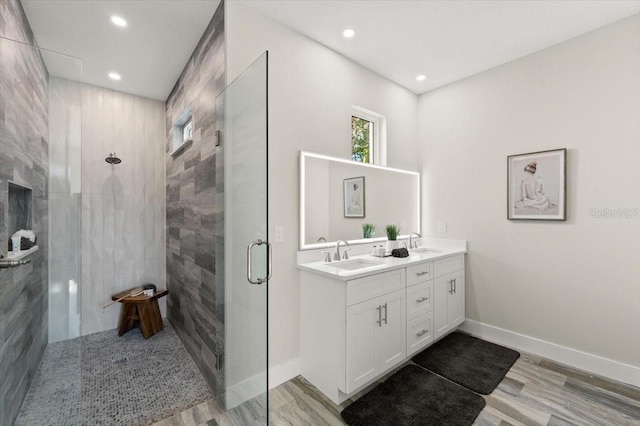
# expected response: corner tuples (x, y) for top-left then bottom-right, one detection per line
(416, 296), (429, 303)
(449, 279), (454, 294)
(416, 271), (429, 276)
(383, 303), (388, 325)
(416, 329), (429, 337)
(376, 305), (382, 327)
(246, 239), (272, 285)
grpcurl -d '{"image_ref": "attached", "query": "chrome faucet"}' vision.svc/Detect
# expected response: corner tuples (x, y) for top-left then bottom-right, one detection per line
(408, 233), (421, 249)
(334, 240), (349, 261)
(321, 251), (332, 263)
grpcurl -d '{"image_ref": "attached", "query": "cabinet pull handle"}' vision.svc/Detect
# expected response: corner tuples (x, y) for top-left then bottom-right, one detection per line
(449, 279), (454, 294)
(376, 305), (382, 327)
(383, 303), (388, 325)
(416, 296), (429, 303)
(416, 329), (429, 337)
(453, 278), (457, 294)
(416, 271), (429, 276)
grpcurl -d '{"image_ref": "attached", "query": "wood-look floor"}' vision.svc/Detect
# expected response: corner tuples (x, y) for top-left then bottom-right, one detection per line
(154, 350), (640, 426)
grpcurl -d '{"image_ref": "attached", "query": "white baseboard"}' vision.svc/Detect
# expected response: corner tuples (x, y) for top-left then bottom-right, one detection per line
(225, 370), (267, 409)
(459, 319), (640, 388)
(269, 357), (300, 389)
(224, 357), (300, 408)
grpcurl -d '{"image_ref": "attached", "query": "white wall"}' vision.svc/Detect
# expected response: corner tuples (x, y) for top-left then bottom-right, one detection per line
(81, 83), (166, 335)
(226, 2), (419, 371)
(418, 14), (640, 371)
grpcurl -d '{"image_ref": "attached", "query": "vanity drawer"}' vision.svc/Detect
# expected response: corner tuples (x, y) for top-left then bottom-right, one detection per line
(407, 313), (433, 356)
(406, 281), (433, 321)
(434, 255), (464, 278)
(406, 262), (432, 286)
(346, 269), (405, 306)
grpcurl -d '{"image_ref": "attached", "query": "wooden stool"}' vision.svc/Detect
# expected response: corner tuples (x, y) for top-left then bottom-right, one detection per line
(112, 288), (169, 339)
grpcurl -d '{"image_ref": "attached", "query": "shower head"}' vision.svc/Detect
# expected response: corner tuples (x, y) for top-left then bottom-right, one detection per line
(105, 153), (121, 165)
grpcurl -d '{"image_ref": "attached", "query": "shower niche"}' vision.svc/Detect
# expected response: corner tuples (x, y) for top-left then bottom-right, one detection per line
(7, 181), (34, 254)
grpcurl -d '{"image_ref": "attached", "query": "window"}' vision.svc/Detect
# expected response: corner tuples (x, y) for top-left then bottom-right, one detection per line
(351, 106), (386, 165)
(351, 116), (372, 163)
(171, 107), (193, 156)
(182, 119), (193, 143)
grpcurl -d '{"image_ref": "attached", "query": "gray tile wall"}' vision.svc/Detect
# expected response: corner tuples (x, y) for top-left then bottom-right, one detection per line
(165, 1), (225, 396)
(0, 1), (50, 425)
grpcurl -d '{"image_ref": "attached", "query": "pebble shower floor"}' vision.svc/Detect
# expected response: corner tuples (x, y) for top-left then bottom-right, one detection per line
(15, 322), (212, 426)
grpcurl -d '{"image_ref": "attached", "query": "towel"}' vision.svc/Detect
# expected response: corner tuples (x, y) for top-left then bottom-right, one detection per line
(391, 248), (409, 258)
(10, 230), (36, 251)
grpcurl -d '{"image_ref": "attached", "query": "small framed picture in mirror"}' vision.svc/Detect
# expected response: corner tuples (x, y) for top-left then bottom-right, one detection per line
(344, 176), (365, 218)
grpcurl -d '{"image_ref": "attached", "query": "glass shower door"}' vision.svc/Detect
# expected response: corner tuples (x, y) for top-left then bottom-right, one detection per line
(217, 52), (269, 421)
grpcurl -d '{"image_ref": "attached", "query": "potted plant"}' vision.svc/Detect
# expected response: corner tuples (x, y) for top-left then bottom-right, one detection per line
(385, 225), (400, 250)
(362, 223), (375, 238)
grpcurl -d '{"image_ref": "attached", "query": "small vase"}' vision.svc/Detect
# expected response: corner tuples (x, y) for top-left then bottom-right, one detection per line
(386, 240), (399, 252)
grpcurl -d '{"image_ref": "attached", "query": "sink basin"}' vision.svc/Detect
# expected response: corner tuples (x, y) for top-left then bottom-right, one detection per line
(329, 259), (385, 271)
(411, 247), (443, 254)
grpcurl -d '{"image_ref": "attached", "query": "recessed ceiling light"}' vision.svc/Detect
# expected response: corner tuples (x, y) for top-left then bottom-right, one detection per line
(416, 74), (427, 81)
(108, 72), (122, 81)
(342, 28), (355, 39)
(110, 16), (127, 27)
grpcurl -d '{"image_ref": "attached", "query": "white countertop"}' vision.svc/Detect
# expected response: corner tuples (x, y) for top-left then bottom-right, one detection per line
(297, 245), (466, 281)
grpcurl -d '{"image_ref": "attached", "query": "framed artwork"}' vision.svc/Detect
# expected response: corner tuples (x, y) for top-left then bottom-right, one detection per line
(507, 148), (566, 221)
(344, 176), (365, 218)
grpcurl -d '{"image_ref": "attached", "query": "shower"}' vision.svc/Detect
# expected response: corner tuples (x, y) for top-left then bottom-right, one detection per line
(105, 153), (121, 164)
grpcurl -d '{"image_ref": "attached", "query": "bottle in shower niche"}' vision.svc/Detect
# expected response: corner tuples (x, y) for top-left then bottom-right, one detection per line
(11, 236), (21, 254)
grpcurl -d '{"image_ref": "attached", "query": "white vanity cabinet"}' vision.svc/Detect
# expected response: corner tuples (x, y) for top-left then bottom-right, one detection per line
(299, 252), (465, 405)
(433, 255), (465, 338)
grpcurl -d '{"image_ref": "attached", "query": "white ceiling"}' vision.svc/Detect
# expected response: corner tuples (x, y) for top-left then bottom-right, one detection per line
(22, 0), (220, 101)
(21, 1), (640, 100)
(245, 0), (640, 94)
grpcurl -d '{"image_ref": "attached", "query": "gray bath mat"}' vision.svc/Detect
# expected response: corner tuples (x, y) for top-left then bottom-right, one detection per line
(413, 332), (520, 395)
(340, 364), (485, 426)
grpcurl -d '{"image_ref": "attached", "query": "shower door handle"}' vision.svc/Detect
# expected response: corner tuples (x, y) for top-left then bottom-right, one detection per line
(247, 239), (272, 285)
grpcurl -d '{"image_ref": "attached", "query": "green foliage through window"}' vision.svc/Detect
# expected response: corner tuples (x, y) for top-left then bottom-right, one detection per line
(351, 116), (372, 163)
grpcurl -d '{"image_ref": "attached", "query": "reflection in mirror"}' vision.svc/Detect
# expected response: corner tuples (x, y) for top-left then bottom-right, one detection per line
(300, 151), (420, 249)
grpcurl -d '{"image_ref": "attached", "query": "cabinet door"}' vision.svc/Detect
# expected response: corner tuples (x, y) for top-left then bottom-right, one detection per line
(346, 297), (380, 393)
(448, 270), (465, 328)
(378, 289), (406, 372)
(434, 274), (454, 338)
(434, 271), (465, 338)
